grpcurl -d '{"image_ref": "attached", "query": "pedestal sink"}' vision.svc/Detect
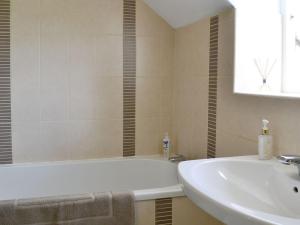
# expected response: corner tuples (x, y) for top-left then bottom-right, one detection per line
(178, 156), (300, 225)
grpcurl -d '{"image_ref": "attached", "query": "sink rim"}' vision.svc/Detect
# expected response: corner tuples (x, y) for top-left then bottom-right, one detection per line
(178, 156), (300, 225)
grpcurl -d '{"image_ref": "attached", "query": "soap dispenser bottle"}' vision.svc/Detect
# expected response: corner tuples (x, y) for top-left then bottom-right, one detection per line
(162, 133), (170, 160)
(258, 119), (273, 160)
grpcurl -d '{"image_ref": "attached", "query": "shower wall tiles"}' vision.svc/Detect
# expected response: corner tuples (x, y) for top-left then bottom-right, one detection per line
(135, 0), (174, 156)
(172, 18), (210, 159)
(11, 0), (174, 162)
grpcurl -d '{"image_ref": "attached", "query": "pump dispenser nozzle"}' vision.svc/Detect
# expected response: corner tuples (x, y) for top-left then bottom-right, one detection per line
(262, 119), (270, 135)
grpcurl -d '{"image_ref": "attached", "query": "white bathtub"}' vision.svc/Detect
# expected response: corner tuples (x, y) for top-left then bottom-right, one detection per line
(0, 155), (184, 201)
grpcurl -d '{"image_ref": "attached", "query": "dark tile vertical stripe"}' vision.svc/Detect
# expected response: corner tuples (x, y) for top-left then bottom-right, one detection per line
(0, 0), (11, 164)
(207, 16), (219, 159)
(155, 198), (172, 225)
(123, 0), (136, 157)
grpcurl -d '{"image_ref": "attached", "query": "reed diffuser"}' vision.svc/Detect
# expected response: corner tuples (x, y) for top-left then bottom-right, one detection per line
(254, 58), (277, 91)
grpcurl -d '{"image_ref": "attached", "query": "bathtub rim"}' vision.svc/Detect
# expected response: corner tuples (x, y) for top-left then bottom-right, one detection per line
(0, 154), (185, 201)
(5, 154), (174, 168)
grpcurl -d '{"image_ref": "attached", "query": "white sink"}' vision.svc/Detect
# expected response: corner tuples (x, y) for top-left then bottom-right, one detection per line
(178, 156), (300, 225)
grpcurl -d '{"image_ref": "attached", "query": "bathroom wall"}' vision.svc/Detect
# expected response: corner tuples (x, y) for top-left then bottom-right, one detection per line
(11, 0), (173, 162)
(172, 8), (300, 158)
(13, 0), (300, 167)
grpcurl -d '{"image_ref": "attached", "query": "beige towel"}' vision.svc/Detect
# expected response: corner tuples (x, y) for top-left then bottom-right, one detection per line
(0, 192), (135, 225)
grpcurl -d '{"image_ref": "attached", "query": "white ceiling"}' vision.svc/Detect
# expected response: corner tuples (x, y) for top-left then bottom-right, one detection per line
(143, 0), (232, 28)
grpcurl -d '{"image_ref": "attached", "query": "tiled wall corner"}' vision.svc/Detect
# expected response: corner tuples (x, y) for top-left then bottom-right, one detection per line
(135, 0), (174, 156)
(172, 18), (210, 159)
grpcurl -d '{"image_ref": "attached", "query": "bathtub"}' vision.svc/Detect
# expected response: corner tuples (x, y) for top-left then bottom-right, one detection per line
(0, 155), (184, 201)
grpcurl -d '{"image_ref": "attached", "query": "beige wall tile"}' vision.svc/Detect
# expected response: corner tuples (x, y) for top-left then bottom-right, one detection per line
(40, 0), (68, 35)
(69, 36), (97, 120)
(96, 77), (123, 120)
(67, 121), (101, 160)
(12, 0), (173, 162)
(69, 35), (96, 76)
(218, 9), (235, 77)
(12, 85), (40, 123)
(11, 0), (125, 162)
(160, 38), (174, 78)
(136, 77), (161, 117)
(160, 76), (173, 116)
(39, 122), (69, 161)
(172, 74), (209, 159)
(66, 0), (97, 35)
(137, 37), (161, 77)
(172, 18), (211, 159)
(95, 35), (123, 77)
(14, 122), (69, 163)
(136, 0), (166, 37)
(11, 0), (40, 122)
(40, 34), (69, 121)
(135, 0), (174, 157)
(65, 0), (123, 36)
(173, 197), (224, 225)
(216, 130), (257, 157)
(11, 0), (40, 36)
(174, 19), (210, 77)
(40, 85), (69, 121)
(135, 200), (155, 225)
(95, 0), (123, 35)
(136, 116), (161, 155)
(93, 119), (123, 157)
(12, 122), (41, 163)
(67, 119), (122, 160)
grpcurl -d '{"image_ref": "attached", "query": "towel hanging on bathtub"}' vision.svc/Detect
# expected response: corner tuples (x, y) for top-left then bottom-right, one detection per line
(0, 192), (135, 225)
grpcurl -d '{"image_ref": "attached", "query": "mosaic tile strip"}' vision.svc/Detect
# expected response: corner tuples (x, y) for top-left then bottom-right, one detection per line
(123, 0), (136, 157)
(0, 0), (11, 164)
(155, 198), (172, 225)
(207, 16), (219, 159)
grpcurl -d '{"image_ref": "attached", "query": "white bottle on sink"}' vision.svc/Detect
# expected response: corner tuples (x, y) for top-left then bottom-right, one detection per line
(258, 119), (273, 160)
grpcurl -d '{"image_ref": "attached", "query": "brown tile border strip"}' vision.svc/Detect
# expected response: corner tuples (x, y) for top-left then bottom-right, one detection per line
(0, 0), (11, 164)
(123, 0), (136, 157)
(155, 198), (172, 225)
(207, 16), (219, 159)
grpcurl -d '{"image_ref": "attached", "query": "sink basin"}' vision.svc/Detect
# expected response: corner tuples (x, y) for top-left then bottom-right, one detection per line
(178, 156), (300, 225)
